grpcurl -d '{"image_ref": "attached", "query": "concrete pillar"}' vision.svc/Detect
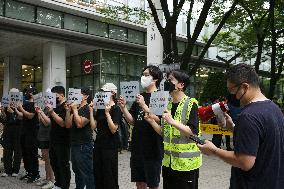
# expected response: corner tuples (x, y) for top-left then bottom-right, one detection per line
(3, 57), (22, 95)
(42, 42), (66, 91)
(147, 0), (163, 66)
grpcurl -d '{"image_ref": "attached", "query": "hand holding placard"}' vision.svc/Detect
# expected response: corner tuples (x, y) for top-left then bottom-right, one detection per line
(93, 92), (111, 110)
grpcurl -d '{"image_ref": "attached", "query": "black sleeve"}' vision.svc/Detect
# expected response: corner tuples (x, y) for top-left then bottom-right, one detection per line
(129, 102), (137, 118)
(233, 113), (260, 156)
(25, 103), (35, 113)
(79, 106), (90, 120)
(186, 103), (199, 135)
(111, 106), (121, 125)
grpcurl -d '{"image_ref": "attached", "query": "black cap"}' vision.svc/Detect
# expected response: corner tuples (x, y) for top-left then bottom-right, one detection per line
(25, 85), (38, 95)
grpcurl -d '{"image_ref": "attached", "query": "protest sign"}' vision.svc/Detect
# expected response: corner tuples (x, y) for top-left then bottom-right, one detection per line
(1, 95), (9, 107)
(43, 92), (56, 108)
(120, 81), (139, 102)
(34, 92), (44, 109)
(158, 63), (180, 73)
(93, 92), (112, 109)
(68, 88), (82, 105)
(9, 92), (23, 106)
(149, 91), (169, 115)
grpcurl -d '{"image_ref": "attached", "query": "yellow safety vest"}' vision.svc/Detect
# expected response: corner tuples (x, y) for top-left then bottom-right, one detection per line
(162, 95), (202, 171)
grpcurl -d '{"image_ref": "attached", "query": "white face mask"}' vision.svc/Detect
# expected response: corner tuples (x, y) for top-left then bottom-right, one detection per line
(141, 75), (153, 89)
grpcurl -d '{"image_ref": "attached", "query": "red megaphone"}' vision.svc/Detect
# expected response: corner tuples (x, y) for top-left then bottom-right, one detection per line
(198, 101), (229, 122)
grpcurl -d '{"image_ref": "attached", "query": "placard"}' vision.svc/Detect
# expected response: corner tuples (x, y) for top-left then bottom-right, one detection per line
(120, 81), (140, 102)
(34, 92), (44, 109)
(149, 91), (169, 115)
(1, 95), (9, 107)
(68, 88), (82, 104)
(9, 92), (23, 106)
(93, 92), (112, 109)
(43, 92), (56, 108)
(200, 124), (233, 136)
(158, 63), (180, 73)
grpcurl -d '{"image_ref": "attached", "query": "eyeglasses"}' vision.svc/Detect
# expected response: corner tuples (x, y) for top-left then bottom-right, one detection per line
(228, 83), (243, 94)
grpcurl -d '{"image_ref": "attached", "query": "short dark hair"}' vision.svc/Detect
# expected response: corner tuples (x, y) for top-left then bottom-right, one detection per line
(51, 86), (65, 96)
(81, 87), (92, 104)
(142, 65), (163, 87)
(168, 70), (190, 91)
(225, 64), (259, 87)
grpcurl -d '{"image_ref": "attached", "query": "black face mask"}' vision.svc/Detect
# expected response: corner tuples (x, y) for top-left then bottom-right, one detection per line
(228, 94), (240, 107)
(24, 93), (32, 100)
(164, 80), (176, 92)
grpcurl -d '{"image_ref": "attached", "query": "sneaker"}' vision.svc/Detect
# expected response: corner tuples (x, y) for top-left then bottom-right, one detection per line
(36, 179), (48, 186)
(42, 181), (54, 189)
(20, 173), (30, 180)
(27, 175), (40, 183)
(12, 173), (18, 177)
(1, 173), (8, 177)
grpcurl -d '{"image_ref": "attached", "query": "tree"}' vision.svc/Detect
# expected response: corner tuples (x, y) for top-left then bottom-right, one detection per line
(146, 0), (239, 76)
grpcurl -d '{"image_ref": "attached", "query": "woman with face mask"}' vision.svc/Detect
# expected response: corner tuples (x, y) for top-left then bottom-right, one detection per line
(65, 88), (94, 189)
(89, 83), (121, 189)
(118, 65), (163, 189)
(144, 70), (201, 189)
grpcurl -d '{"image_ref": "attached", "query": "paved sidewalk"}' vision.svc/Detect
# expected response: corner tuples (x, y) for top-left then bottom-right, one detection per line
(0, 149), (230, 189)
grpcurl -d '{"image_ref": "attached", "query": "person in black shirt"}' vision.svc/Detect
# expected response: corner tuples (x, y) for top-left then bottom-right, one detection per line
(18, 86), (40, 183)
(1, 90), (22, 177)
(118, 65), (163, 189)
(47, 86), (71, 189)
(198, 64), (284, 189)
(65, 87), (94, 189)
(90, 83), (121, 189)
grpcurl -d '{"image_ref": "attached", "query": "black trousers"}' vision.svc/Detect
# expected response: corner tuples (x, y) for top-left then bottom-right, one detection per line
(49, 143), (71, 189)
(3, 127), (21, 174)
(94, 147), (119, 189)
(212, 134), (231, 149)
(162, 166), (199, 189)
(21, 133), (39, 176)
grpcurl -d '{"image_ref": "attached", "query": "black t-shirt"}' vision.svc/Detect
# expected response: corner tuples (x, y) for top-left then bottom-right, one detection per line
(70, 104), (93, 145)
(171, 102), (199, 135)
(50, 102), (70, 144)
(95, 105), (121, 149)
(130, 92), (163, 160)
(230, 100), (284, 189)
(22, 102), (38, 135)
(3, 108), (22, 135)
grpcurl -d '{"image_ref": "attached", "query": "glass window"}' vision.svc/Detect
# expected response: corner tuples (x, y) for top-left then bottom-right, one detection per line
(101, 50), (119, 74)
(6, 0), (35, 22)
(22, 65), (35, 83)
(109, 25), (127, 41)
(0, 0), (3, 16)
(120, 53), (127, 75)
(64, 14), (87, 33)
(72, 77), (81, 88)
(127, 55), (138, 77)
(37, 7), (62, 28)
(128, 29), (144, 44)
(34, 66), (42, 83)
(82, 75), (93, 88)
(71, 56), (82, 76)
(66, 58), (71, 77)
(88, 20), (108, 37)
(177, 41), (185, 53)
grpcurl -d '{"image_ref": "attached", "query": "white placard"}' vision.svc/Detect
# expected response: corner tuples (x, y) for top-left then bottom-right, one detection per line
(1, 95), (9, 107)
(34, 92), (44, 109)
(149, 91), (170, 115)
(158, 63), (180, 73)
(43, 92), (56, 108)
(9, 92), (23, 106)
(120, 81), (140, 102)
(68, 88), (82, 105)
(93, 92), (112, 109)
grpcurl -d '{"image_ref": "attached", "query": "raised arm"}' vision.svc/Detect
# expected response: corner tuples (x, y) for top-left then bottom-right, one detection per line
(117, 96), (134, 125)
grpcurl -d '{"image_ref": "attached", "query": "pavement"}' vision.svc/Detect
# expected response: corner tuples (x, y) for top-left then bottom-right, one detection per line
(0, 149), (231, 189)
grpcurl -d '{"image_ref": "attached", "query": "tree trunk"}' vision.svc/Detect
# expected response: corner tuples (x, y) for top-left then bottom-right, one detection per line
(254, 37), (264, 73)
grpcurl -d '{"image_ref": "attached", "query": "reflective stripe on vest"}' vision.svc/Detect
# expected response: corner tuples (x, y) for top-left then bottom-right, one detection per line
(164, 150), (201, 158)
